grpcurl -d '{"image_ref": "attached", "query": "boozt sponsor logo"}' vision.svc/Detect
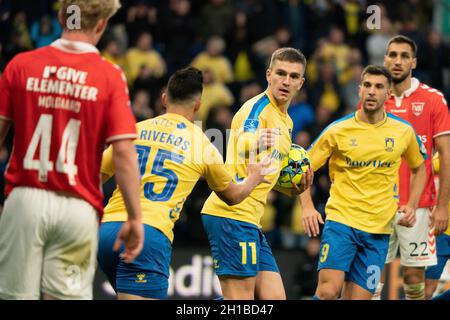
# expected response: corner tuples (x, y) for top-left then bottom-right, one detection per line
(346, 157), (392, 168)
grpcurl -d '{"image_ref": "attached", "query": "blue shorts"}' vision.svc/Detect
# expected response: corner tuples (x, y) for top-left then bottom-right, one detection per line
(426, 234), (450, 280)
(318, 220), (390, 293)
(201, 214), (279, 277)
(97, 222), (172, 299)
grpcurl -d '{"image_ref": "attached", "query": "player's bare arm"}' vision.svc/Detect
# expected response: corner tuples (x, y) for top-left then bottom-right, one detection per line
(111, 138), (144, 263)
(398, 163), (426, 228)
(215, 155), (275, 205)
(433, 134), (450, 234)
(0, 119), (11, 146)
(300, 187), (324, 237)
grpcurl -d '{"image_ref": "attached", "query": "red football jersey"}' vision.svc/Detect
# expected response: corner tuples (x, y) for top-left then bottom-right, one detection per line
(0, 39), (137, 213)
(385, 78), (450, 207)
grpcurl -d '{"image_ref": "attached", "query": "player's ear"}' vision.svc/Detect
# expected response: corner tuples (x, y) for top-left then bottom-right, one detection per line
(161, 92), (168, 107)
(193, 98), (201, 112)
(411, 56), (417, 70)
(266, 68), (271, 84)
(298, 77), (305, 91)
(95, 18), (108, 35)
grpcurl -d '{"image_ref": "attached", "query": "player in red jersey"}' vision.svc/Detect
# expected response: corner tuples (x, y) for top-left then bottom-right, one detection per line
(372, 35), (450, 300)
(0, 0), (144, 299)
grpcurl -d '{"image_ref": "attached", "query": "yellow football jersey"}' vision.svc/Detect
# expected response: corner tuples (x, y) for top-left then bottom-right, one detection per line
(202, 91), (293, 227)
(308, 111), (427, 234)
(101, 113), (232, 242)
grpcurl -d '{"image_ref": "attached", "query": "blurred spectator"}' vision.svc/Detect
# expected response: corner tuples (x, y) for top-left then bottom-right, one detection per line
(30, 14), (61, 48)
(322, 26), (351, 76)
(306, 104), (334, 141)
(159, 0), (197, 75)
(0, 0), (11, 45)
(340, 63), (363, 113)
(130, 90), (153, 122)
(11, 11), (33, 51)
(234, 0), (279, 44)
(199, 0), (234, 41)
(366, 17), (394, 65)
(309, 62), (342, 114)
(205, 105), (233, 158)
(238, 81), (263, 106)
(252, 36), (280, 86)
(226, 11), (257, 84)
(342, 0), (364, 41)
(279, 0), (308, 51)
(295, 130), (311, 150)
(191, 36), (233, 84)
(338, 47), (362, 85)
(133, 64), (166, 107)
(288, 92), (315, 140)
(101, 39), (125, 69)
(125, 1), (159, 47)
(417, 30), (450, 90)
(124, 32), (166, 85)
(307, 0), (347, 44)
(197, 68), (234, 123)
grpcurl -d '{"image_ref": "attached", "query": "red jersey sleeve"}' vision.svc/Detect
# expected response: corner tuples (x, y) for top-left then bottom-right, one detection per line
(104, 65), (137, 143)
(0, 59), (15, 120)
(431, 93), (450, 138)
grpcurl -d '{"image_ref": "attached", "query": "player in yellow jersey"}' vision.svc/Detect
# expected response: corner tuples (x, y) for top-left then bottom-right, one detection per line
(425, 153), (450, 299)
(201, 48), (313, 300)
(301, 65), (427, 300)
(97, 67), (273, 300)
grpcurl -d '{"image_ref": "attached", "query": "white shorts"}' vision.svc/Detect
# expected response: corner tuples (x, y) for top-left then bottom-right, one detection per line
(0, 187), (98, 299)
(385, 208), (437, 267)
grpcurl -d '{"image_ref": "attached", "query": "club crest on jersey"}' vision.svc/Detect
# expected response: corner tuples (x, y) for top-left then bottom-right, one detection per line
(349, 138), (358, 147)
(385, 138), (394, 152)
(411, 102), (424, 116)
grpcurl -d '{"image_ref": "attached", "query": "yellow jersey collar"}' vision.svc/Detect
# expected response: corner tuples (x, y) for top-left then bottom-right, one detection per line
(163, 112), (191, 123)
(355, 110), (387, 127)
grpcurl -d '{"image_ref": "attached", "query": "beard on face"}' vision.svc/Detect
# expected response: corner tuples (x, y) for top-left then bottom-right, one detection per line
(391, 71), (410, 84)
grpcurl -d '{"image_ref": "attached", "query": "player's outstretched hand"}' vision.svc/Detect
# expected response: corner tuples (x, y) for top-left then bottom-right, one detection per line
(431, 205), (449, 235)
(113, 219), (144, 263)
(291, 167), (314, 195)
(302, 207), (324, 237)
(397, 205), (416, 228)
(247, 154), (277, 185)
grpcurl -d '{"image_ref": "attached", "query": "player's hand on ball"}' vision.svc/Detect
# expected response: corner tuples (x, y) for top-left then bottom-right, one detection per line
(302, 207), (324, 237)
(114, 219), (144, 263)
(397, 205), (416, 228)
(247, 154), (277, 185)
(291, 167), (313, 195)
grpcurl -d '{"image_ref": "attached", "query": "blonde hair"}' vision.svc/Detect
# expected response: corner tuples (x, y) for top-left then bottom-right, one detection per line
(269, 47), (307, 70)
(59, 0), (121, 31)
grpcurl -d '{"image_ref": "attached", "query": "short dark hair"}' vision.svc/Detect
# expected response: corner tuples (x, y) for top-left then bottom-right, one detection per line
(386, 35), (417, 57)
(269, 47), (307, 70)
(167, 67), (203, 103)
(361, 65), (392, 86)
